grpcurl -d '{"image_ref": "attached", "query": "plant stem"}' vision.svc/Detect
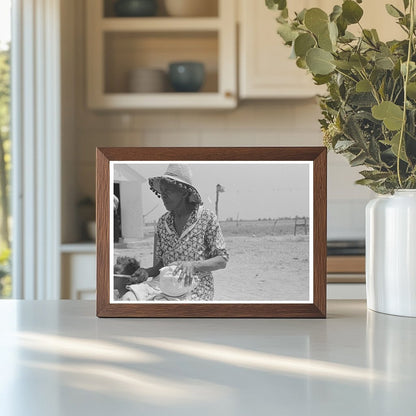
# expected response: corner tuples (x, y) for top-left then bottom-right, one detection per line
(397, 0), (415, 188)
(358, 69), (381, 104)
(390, 79), (398, 102)
(334, 68), (358, 84)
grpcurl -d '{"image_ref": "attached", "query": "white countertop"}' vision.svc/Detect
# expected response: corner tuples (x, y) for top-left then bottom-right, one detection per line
(0, 300), (415, 415)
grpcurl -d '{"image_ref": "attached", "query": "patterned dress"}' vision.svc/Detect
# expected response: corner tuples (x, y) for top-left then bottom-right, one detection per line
(155, 206), (229, 301)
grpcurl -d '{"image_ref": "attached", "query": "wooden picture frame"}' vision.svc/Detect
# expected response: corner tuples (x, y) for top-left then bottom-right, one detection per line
(96, 147), (327, 318)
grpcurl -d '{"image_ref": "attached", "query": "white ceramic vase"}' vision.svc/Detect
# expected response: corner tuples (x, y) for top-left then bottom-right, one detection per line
(366, 190), (416, 317)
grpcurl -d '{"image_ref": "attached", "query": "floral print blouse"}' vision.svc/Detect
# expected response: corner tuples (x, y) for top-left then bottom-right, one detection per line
(155, 206), (229, 301)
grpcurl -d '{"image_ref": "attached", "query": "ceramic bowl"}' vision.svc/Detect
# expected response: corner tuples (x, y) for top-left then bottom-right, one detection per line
(168, 61), (205, 92)
(128, 68), (167, 93)
(114, 0), (158, 17)
(86, 221), (96, 241)
(158, 265), (198, 297)
(164, 0), (217, 17)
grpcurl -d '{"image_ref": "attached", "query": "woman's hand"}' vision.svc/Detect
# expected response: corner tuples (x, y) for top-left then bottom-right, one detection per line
(172, 261), (198, 287)
(130, 268), (149, 284)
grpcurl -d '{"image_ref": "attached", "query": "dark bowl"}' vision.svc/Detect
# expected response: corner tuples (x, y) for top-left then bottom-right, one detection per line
(114, 0), (158, 17)
(168, 62), (205, 92)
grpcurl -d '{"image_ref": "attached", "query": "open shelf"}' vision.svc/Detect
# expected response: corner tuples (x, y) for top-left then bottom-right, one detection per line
(103, 0), (219, 18)
(101, 17), (221, 31)
(104, 31), (218, 94)
(86, 0), (236, 109)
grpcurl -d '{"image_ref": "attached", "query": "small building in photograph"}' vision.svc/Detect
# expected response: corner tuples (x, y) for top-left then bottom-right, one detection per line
(113, 164), (146, 241)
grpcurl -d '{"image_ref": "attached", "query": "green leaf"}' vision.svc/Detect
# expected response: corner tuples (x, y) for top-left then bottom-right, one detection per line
(339, 31), (356, 43)
(342, 0), (364, 24)
(266, 0), (287, 11)
(344, 114), (367, 147)
(385, 4), (404, 18)
(348, 92), (377, 107)
(375, 55), (395, 70)
(318, 27), (334, 52)
(333, 60), (353, 70)
(382, 132), (409, 162)
(334, 139), (355, 151)
(350, 54), (368, 70)
(363, 29), (376, 46)
(407, 82), (416, 99)
(355, 178), (377, 186)
(276, 14), (288, 24)
(313, 74), (332, 85)
(356, 79), (372, 92)
(277, 23), (299, 43)
(407, 109), (416, 137)
(393, 60), (402, 79)
(399, 14), (411, 29)
(371, 29), (380, 43)
(296, 57), (308, 69)
(329, 81), (342, 101)
(306, 48), (336, 75)
(336, 15), (348, 36)
(350, 151), (368, 167)
(296, 8), (307, 23)
(328, 21), (338, 45)
(304, 8), (329, 35)
(360, 170), (391, 181)
(370, 67), (386, 85)
(401, 61), (416, 76)
(330, 5), (343, 21)
(403, 0), (410, 10)
(378, 77), (386, 100)
(278, 0), (287, 10)
(369, 136), (382, 163)
(265, 0), (275, 9)
(294, 33), (316, 58)
(372, 101), (404, 131)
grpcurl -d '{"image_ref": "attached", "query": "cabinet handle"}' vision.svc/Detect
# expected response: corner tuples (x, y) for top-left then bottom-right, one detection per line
(224, 91), (234, 99)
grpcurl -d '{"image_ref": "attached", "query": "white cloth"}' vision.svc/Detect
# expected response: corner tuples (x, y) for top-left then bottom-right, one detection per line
(123, 282), (161, 301)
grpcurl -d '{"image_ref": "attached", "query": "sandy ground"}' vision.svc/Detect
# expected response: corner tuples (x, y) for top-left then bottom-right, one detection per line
(114, 233), (310, 302)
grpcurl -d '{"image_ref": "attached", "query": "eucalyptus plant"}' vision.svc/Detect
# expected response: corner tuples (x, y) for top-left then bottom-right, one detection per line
(266, 0), (416, 193)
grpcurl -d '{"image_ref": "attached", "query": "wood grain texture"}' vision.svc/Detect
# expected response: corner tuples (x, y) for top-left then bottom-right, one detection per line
(327, 256), (365, 274)
(313, 148), (327, 318)
(96, 147), (327, 318)
(96, 148), (110, 317)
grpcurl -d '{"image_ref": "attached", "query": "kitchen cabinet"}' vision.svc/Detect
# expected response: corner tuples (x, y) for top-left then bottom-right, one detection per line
(61, 245), (96, 300)
(86, 0), (237, 109)
(327, 255), (366, 299)
(238, 0), (326, 99)
(238, 0), (404, 99)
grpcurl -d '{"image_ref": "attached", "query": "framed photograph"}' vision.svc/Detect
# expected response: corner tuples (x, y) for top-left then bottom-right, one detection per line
(96, 147), (327, 318)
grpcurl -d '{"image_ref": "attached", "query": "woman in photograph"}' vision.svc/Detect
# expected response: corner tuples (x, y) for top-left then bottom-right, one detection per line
(127, 164), (229, 301)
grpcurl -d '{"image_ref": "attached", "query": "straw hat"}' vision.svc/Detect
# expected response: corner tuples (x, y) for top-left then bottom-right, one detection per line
(149, 164), (202, 204)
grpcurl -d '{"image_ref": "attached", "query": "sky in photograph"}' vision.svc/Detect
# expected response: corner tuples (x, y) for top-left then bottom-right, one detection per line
(115, 162), (311, 222)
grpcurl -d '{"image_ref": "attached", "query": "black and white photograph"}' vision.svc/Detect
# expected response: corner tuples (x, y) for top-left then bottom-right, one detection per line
(109, 161), (313, 304)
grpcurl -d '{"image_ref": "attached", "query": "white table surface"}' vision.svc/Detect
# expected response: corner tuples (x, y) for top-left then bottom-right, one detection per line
(0, 300), (415, 415)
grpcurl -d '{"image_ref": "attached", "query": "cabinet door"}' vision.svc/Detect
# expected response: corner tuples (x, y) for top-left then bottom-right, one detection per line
(62, 253), (96, 300)
(239, 0), (326, 99)
(356, 0), (404, 41)
(239, 0), (404, 99)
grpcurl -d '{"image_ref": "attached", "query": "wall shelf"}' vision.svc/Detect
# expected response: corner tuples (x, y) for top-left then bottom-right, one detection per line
(86, 0), (236, 109)
(101, 17), (221, 31)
